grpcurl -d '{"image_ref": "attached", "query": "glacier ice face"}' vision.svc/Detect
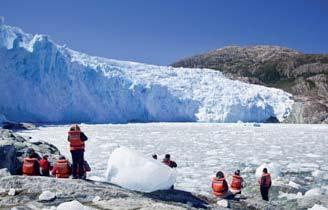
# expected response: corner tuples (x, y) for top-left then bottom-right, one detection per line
(0, 24), (294, 123)
(106, 147), (176, 192)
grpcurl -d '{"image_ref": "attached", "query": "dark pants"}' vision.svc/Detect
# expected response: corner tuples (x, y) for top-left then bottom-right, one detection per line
(260, 186), (269, 201)
(41, 170), (50, 176)
(71, 149), (84, 178)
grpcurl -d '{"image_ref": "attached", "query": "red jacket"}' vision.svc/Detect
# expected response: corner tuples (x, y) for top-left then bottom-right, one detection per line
(39, 158), (51, 172)
(260, 173), (272, 188)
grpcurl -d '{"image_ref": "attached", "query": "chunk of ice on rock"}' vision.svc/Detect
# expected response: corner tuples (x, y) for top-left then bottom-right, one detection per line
(255, 163), (281, 180)
(106, 147), (176, 192)
(39, 191), (56, 201)
(0, 168), (10, 177)
(312, 170), (328, 180)
(92, 196), (101, 203)
(308, 204), (328, 210)
(217, 199), (228, 207)
(278, 191), (303, 200)
(288, 181), (301, 189)
(305, 188), (322, 197)
(57, 200), (93, 210)
(8, 188), (15, 196)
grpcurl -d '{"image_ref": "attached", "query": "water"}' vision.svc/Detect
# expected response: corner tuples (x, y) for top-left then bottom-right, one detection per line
(17, 123), (328, 207)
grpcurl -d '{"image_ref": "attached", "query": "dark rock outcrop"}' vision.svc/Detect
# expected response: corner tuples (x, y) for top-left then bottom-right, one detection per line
(0, 129), (60, 174)
(1, 122), (36, 131)
(172, 45), (328, 124)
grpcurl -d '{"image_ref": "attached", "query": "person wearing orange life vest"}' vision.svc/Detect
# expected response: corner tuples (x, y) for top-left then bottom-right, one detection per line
(22, 149), (41, 176)
(39, 155), (52, 176)
(230, 170), (244, 195)
(51, 155), (71, 178)
(67, 124), (88, 179)
(212, 171), (229, 198)
(260, 168), (272, 201)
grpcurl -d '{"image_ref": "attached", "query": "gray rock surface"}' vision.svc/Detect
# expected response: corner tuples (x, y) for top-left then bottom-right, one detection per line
(172, 45), (328, 124)
(0, 176), (208, 210)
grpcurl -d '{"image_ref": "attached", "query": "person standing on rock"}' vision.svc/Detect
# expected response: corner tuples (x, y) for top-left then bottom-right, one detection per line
(22, 149), (41, 176)
(67, 124), (88, 179)
(259, 168), (272, 201)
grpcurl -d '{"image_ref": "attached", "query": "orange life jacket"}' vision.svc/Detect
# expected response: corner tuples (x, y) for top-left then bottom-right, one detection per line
(261, 173), (271, 188)
(22, 157), (37, 176)
(54, 159), (70, 178)
(212, 178), (228, 196)
(230, 175), (242, 190)
(68, 131), (85, 151)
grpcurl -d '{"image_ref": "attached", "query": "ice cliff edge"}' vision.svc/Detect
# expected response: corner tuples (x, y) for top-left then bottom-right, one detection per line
(0, 24), (293, 123)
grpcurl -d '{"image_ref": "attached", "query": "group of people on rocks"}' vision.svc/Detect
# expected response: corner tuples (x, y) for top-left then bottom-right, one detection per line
(212, 168), (272, 201)
(20, 124), (272, 201)
(21, 124), (90, 179)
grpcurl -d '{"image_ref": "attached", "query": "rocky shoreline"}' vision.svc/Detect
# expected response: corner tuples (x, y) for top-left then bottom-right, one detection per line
(0, 128), (285, 209)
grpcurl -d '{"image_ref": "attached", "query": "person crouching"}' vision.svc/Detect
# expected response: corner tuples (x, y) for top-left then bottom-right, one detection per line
(52, 155), (71, 178)
(39, 155), (52, 176)
(212, 171), (234, 199)
(230, 170), (244, 195)
(22, 149), (41, 176)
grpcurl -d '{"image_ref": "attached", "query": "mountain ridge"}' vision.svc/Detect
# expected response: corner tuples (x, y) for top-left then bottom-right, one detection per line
(172, 45), (328, 124)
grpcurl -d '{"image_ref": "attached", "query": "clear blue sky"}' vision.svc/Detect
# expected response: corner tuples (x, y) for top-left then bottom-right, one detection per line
(1, 0), (327, 65)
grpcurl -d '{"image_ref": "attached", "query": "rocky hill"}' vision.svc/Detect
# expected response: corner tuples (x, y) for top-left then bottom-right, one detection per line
(172, 46), (328, 124)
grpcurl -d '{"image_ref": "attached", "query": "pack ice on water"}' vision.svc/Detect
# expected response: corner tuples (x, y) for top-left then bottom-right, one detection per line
(106, 147), (176, 192)
(0, 24), (293, 123)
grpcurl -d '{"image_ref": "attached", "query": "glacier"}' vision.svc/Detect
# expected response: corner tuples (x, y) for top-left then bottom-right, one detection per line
(0, 23), (293, 123)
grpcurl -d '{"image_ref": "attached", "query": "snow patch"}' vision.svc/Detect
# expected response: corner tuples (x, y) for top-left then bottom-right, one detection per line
(57, 200), (93, 210)
(288, 181), (301, 189)
(312, 170), (328, 180)
(216, 199), (228, 207)
(8, 188), (15, 196)
(106, 147), (176, 192)
(278, 191), (303, 200)
(308, 204), (328, 210)
(39, 191), (56, 201)
(304, 188), (322, 197)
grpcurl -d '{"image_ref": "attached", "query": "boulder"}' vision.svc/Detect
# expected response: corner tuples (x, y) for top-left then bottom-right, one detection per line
(1, 122), (36, 131)
(0, 128), (60, 174)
